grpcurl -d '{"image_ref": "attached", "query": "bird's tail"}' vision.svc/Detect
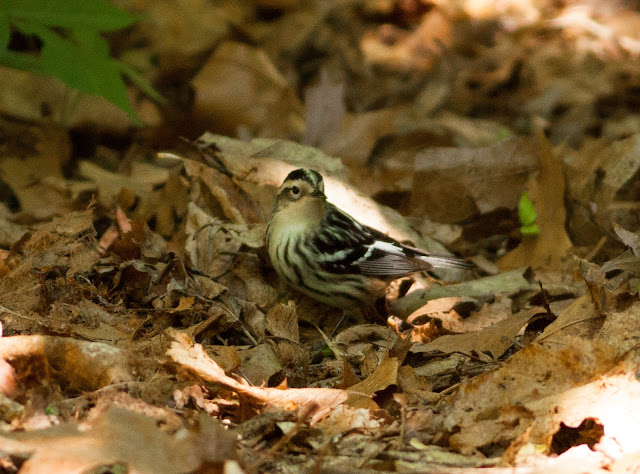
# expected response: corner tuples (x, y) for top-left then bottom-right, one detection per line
(420, 254), (474, 270)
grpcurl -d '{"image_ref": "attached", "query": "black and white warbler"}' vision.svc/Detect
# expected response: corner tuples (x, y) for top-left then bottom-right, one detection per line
(266, 168), (472, 309)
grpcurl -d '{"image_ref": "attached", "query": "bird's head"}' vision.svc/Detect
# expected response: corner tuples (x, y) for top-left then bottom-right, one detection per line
(273, 168), (326, 212)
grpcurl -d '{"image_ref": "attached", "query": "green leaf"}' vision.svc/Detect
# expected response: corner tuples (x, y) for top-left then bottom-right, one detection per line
(0, 48), (42, 72)
(518, 191), (537, 227)
(521, 223), (540, 237)
(518, 191), (539, 237)
(13, 20), (140, 123)
(4, 0), (138, 31)
(0, 12), (9, 48)
(117, 60), (166, 105)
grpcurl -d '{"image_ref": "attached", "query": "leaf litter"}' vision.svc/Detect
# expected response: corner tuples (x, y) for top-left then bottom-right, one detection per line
(3, 1), (640, 472)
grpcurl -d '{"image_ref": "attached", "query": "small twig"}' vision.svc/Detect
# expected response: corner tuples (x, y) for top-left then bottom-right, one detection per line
(538, 281), (553, 315)
(439, 382), (460, 396)
(129, 315), (152, 343)
(396, 406), (406, 450)
(451, 350), (496, 364)
(244, 410), (313, 474)
(585, 236), (607, 262)
(537, 315), (604, 343)
(0, 304), (37, 321)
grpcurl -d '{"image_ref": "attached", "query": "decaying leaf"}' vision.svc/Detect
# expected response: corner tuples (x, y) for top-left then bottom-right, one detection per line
(0, 335), (134, 392)
(0, 406), (237, 474)
(498, 133), (573, 271)
(346, 356), (399, 409)
(612, 222), (640, 256)
(191, 41), (304, 138)
(443, 338), (617, 460)
(392, 268), (532, 317)
(412, 306), (544, 359)
(537, 294), (603, 344)
(411, 137), (538, 224)
(166, 330), (347, 422)
(78, 161), (170, 208)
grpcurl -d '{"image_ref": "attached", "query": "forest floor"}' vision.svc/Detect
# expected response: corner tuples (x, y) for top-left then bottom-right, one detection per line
(2, 0), (640, 472)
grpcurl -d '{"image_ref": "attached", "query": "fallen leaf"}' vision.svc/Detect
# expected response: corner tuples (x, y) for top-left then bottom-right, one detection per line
(191, 41), (304, 138)
(613, 222), (640, 256)
(265, 302), (299, 343)
(536, 294), (602, 344)
(166, 330), (347, 422)
(303, 69), (346, 148)
(0, 335), (134, 392)
(78, 161), (170, 208)
(411, 306), (544, 359)
(0, 120), (71, 216)
(237, 344), (283, 386)
(0, 406), (236, 474)
(443, 337), (616, 456)
(411, 137), (538, 223)
(346, 356), (399, 409)
(392, 268), (532, 317)
(498, 132), (573, 271)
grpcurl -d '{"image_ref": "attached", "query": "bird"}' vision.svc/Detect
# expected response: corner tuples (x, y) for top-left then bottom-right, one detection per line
(266, 168), (472, 310)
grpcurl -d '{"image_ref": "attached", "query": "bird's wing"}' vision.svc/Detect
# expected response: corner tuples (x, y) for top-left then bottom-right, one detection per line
(311, 204), (432, 278)
(311, 204), (471, 277)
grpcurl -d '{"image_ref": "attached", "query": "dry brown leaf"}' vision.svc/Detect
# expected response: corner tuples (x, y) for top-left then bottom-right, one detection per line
(498, 133), (573, 271)
(396, 365), (435, 403)
(202, 346), (240, 376)
(140, 0), (238, 62)
(0, 67), (152, 132)
(596, 303), (640, 357)
(450, 297), (514, 334)
(613, 222), (640, 256)
(0, 406), (236, 474)
(444, 337), (616, 458)
(361, 8), (452, 69)
(135, 169), (190, 237)
(411, 137), (538, 224)
(191, 41), (304, 138)
(392, 268), (532, 318)
(184, 203), (242, 278)
(78, 161), (170, 208)
(322, 109), (396, 167)
(166, 330), (347, 422)
(411, 306), (545, 359)
(0, 206), (29, 248)
(449, 405), (535, 455)
(346, 356), (399, 409)
(237, 344), (283, 386)
(315, 405), (386, 438)
(303, 69), (345, 148)
(182, 159), (263, 225)
(0, 335), (134, 392)
(536, 294), (601, 344)
(567, 134), (640, 225)
(265, 302), (299, 343)
(0, 120), (71, 216)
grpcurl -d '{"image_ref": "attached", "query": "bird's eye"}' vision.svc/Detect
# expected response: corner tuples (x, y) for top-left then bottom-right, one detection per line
(291, 186), (300, 195)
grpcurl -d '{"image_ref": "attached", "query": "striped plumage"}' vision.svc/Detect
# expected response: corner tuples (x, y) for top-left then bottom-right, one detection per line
(266, 169), (472, 309)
